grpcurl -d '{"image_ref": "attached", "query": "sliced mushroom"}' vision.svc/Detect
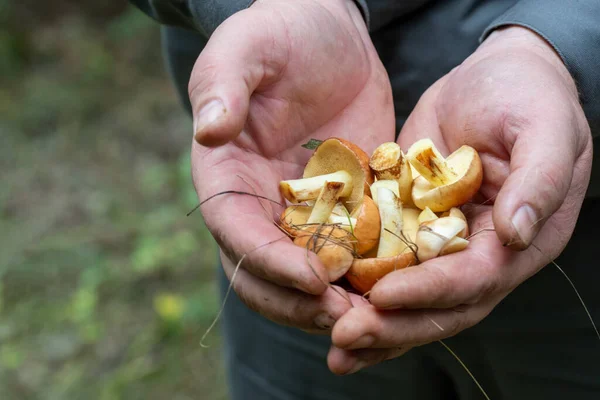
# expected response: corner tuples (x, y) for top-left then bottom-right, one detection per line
(416, 216), (467, 262)
(279, 197), (380, 256)
(302, 138), (374, 212)
(279, 171), (352, 203)
(370, 179), (399, 208)
(293, 225), (355, 282)
(441, 207), (469, 238)
(407, 139), (483, 212)
(345, 203), (419, 294)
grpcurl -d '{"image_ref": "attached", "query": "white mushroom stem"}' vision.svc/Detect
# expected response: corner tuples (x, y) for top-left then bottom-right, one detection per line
(307, 182), (345, 224)
(279, 170), (353, 203)
(327, 202), (356, 231)
(375, 187), (405, 258)
(416, 216), (466, 262)
(407, 139), (457, 187)
(369, 143), (413, 205)
(370, 180), (400, 206)
(328, 215), (357, 230)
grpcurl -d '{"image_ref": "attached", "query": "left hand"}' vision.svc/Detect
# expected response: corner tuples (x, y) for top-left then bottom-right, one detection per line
(327, 26), (594, 375)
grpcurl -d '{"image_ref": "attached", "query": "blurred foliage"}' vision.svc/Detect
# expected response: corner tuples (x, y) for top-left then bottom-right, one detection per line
(0, 1), (226, 399)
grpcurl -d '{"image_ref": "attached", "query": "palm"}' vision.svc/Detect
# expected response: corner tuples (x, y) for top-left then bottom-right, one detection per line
(190, 0), (395, 293)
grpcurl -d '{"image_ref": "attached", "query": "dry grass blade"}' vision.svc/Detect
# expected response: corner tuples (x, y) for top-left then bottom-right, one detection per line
(200, 254), (246, 348)
(438, 340), (492, 400)
(200, 236), (289, 348)
(187, 190), (283, 216)
(530, 243), (600, 341)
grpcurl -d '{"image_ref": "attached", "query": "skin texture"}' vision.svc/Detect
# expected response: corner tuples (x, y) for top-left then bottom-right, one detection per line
(187, 0), (593, 375)
(190, 0), (393, 334)
(328, 27), (593, 375)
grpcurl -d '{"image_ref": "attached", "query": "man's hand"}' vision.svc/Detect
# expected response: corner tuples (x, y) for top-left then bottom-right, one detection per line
(190, 0), (395, 332)
(328, 26), (593, 374)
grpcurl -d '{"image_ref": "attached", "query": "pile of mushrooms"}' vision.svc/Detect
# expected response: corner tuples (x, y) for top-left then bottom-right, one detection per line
(278, 137), (483, 294)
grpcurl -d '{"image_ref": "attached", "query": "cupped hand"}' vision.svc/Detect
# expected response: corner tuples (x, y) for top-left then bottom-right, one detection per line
(328, 26), (593, 374)
(190, 0), (395, 332)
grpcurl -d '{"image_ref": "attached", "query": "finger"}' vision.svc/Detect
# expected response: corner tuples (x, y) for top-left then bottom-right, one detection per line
(492, 101), (585, 250)
(221, 250), (360, 331)
(327, 344), (409, 375)
(330, 303), (493, 351)
(189, 9), (288, 147)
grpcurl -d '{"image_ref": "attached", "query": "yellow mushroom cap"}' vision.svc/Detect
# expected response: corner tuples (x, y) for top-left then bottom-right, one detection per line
(411, 145), (483, 212)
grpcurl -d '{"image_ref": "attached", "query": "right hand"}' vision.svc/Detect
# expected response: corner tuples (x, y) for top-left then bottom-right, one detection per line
(189, 0), (394, 332)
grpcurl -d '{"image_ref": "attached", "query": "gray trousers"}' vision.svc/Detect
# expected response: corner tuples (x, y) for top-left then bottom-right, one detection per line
(217, 198), (600, 400)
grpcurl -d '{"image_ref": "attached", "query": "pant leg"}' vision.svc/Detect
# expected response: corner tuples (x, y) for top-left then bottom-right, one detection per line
(217, 266), (459, 400)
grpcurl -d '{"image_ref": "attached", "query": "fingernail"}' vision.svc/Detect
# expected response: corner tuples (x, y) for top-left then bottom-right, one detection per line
(314, 313), (336, 330)
(347, 334), (375, 349)
(344, 360), (369, 375)
(511, 204), (539, 246)
(194, 99), (225, 138)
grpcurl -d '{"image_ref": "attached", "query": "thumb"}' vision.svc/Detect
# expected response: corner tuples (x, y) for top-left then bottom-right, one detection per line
(492, 112), (578, 250)
(188, 10), (287, 147)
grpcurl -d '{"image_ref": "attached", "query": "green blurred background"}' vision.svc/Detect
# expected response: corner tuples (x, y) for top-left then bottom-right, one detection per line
(0, 1), (227, 398)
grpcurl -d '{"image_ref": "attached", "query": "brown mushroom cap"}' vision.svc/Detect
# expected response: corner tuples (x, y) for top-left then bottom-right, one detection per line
(412, 145), (483, 212)
(279, 205), (313, 236)
(279, 197), (381, 256)
(303, 138), (373, 213)
(345, 207), (420, 294)
(345, 252), (415, 294)
(350, 195), (380, 255)
(293, 225), (355, 282)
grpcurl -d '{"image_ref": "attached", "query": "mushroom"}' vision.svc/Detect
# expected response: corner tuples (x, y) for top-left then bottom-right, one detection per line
(370, 179), (400, 206)
(369, 142), (413, 206)
(441, 207), (469, 238)
(279, 197), (380, 255)
(344, 191), (420, 294)
(279, 171), (352, 203)
(407, 139), (483, 212)
(302, 137), (374, 212)
(415, 216), (467, 262)
(293, 225), (355, 282)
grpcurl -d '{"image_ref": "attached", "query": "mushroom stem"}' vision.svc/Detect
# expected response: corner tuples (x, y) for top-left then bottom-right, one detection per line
(280, 170), (353, 203)
(407, 139), (457, 187)
(370, 180), (399, 206)
(328, 215), (357, 230)
(328, 202), (356, 231)
(307, 182), (345, 224)
(375, 187), (405, 258)
(369, 142), (413, 205)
